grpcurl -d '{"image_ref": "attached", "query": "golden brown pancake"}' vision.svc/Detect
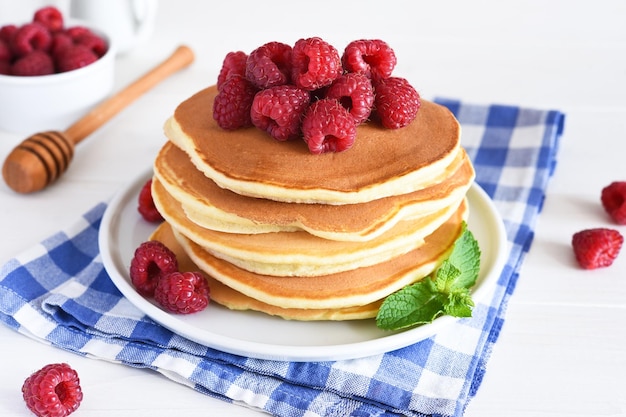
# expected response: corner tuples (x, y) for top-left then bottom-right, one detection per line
(151, 222), (382, 320)
(164, 86), (462, 204)
(153, 141), (475, 242)
(167, 200), (467, 310)
(152, 177), (465, 277)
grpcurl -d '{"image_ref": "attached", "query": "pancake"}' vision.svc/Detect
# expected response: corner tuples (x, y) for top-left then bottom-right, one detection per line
(164, 86), (462, 204)
(168, 199), (467, 310)
(152, 177), (465, 277)
(153, 140), (475, 242)
(151, 222), (382, 320)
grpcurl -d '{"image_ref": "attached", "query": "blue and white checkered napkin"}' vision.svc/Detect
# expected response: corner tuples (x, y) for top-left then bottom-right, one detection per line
(0, 100), (564, 417)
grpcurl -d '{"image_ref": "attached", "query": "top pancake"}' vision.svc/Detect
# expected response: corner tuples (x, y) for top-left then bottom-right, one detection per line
(164, 85), (462, 204)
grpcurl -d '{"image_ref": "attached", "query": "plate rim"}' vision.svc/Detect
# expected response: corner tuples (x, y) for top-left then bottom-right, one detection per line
(99, 169), (508, 362)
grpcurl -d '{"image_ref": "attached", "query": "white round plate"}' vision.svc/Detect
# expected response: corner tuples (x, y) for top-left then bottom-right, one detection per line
(99, 170), (508, 362)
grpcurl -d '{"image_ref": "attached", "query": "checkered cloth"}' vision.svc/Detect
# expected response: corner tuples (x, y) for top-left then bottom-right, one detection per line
(0, 99), (564, 417)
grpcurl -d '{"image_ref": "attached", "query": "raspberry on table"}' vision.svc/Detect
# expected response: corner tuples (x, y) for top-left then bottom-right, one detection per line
(11, 50), (54, 76)
(154, 271), (211, 314)
(325, 72), (374, 125)
(572, 228), (623, 269)
(217, 50), (248, 90)
(55, 44), (98, 72)
(130, 240), (178, 296)
(137, 179), (164, 222)
(291, 37), (342, 91)
(373, 76), (421, 129)
(11, 22), (52, 57)
(22, 363), (83, 417)
(245, 41), (292, 89)
(342, 39), (397, 81)
(302, 98), (357, 154)
(601, 181), (626, 225)
(250, 84), (311, 141)
(213, 74), (258, 129)
(33, 6), (64, 33)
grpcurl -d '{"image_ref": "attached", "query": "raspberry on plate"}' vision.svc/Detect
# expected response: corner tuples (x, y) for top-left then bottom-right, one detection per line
(601, 181), (626, 225)
(302, 98), (357, 154)
(130, 240), (178, 296)
(250, 84), (310, 141)
(373, 76), (421, 129)
(341, 39), (397, 81)
(325, 72), (374, 125)
(22, 363), (83, 417)
(154, 271), (210, 314)
(213, 74), (257, 129)
(291, 37), (342, 91)
(245, 41), (292, 89)
(572, 228), (623, 269)
(137, 179), (164, 222)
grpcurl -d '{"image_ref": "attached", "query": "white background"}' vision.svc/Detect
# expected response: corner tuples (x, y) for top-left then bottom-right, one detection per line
(1, 0), (625, 415)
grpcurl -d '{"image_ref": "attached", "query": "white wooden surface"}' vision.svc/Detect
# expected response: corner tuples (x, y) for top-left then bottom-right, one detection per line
(1, 1), (625, 415)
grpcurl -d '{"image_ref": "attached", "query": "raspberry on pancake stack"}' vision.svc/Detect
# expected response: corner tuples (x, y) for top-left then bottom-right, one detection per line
(149, 38), (476, 321)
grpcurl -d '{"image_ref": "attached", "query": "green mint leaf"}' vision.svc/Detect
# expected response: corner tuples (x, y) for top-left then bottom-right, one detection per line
(447, 223), (481, 289)
(434, 259), (461, 293)
(444, 287), (474, 317)
(375, 279), (446, 330)
(376, 222), (482, 330)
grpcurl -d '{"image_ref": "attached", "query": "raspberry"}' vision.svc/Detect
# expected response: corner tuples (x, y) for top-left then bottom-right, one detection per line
(50, 32), (73, 58)
(33, 6), (64, 33)
(325, 72), (374, 125)
(302, 98), (357, 154)
(342, 39), (397, 81)
(154, 271), (210, 314)
(245, 41), (292, 89)
(250, 84), (310, 141)
(572, 228), (623, 269)
(55, 44), (98, 72)
(0, 60), (10, 75)
(11, 22), (52, 57)
(130, 240), (178, 296)
(64, 26), (92, 41)
(213, 74), (257, 129)
(0, 24), (18, 43)
(0, 38), (11, 61)
(601, 181), (626, 225)
(291, 37), (342, 91)
(74, 32), (107, 57)
(373, 76), (421, 129)
(137, 179), (164, 222)
(22, 363), (83, 417)
(217, 50), (248, 90)
(11, 50), (54, 76)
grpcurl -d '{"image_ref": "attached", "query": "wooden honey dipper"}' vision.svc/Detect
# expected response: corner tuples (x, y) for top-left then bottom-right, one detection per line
(2, 45), (195, 194)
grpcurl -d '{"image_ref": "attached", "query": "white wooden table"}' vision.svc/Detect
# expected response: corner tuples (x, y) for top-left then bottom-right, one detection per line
(1, 1), (625, 415)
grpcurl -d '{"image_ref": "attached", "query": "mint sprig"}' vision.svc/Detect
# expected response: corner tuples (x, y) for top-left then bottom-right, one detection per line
(376, 222), (481, 330)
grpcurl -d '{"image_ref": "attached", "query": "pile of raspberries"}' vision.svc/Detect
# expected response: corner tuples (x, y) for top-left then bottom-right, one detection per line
(212, 37), (421, 154)
(0, 6), (108, 76)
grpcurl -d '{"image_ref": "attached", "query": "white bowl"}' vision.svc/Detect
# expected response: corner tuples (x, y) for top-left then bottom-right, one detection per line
(0, 25), (115, 134)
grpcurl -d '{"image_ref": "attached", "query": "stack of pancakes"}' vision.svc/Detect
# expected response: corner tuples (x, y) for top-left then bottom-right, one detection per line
(149, 86), (475, 320)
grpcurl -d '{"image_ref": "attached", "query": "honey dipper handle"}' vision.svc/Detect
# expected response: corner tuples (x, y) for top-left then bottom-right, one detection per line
(64, 45), (195, 144)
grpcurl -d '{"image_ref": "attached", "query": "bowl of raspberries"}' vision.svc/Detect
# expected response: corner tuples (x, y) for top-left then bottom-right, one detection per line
(0, 6), (115, 134)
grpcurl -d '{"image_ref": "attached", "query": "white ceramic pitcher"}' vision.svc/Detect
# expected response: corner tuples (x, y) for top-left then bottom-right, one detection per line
(69, 0), (158, 54)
